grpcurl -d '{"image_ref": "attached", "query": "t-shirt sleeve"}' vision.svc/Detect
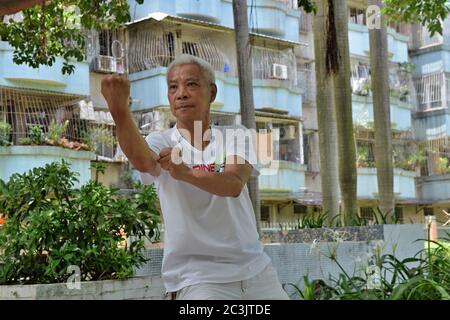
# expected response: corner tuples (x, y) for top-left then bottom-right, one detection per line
(225, 124), (260, 177)
(139, 131), (168, 185)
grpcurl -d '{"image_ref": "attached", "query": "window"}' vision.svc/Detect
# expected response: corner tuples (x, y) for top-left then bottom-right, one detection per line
(360, 207), (374, 223)
(182, 41), (200, 56)
(99, 30), (113, 56)
(394, 207), (404, 224)
(424, 207), (434, 216)
(349, 7), (366, 25)
(261, 205), (270, 222)
(166, 32), (175, 58)
(294, 204), (307, 214)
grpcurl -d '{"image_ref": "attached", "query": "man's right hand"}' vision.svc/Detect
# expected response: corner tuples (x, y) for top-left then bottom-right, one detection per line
(101, 75), (130, 116)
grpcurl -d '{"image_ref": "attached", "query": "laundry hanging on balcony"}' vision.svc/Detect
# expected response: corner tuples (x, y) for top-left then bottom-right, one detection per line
(78, 100), (114, 125)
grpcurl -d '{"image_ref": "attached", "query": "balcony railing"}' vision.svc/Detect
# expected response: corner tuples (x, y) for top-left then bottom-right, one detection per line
(413, 72), (450, 112)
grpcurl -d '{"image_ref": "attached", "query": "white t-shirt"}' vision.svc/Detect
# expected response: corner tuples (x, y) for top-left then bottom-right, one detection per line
(139, 124), (270, 292)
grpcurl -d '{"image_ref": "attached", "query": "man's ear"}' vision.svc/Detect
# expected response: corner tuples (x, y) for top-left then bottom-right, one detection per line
(210, 84), (217, 103)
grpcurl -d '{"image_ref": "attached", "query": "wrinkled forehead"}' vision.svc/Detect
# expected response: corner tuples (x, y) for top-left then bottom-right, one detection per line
(167, 63), (204, 82)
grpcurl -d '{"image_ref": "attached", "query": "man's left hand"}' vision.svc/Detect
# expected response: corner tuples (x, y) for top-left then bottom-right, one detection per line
(158, 148), (190, 180)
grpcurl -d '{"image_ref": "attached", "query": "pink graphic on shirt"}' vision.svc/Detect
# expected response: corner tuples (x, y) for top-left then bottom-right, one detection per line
(192, 163), (215, 172)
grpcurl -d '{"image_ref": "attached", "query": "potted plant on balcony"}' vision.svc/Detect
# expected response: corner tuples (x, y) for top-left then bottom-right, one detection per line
(0, 121), (12, 147)
(0, 121), (94, 187)
(0, 160), (163, 299)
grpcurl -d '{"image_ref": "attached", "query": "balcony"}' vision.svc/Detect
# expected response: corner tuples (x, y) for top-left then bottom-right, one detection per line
(352, 94), (413, 131)
(129, 67), (302, 117)
(128, 0), (300, 42)
(175, 0), (221, 23)
(417, 174), (450, 202)
(0, 41), (89, 96)
(357, 168), (416, 200)
(0, 146), (94, 188)
(413, 109), (450, 141)
(243, 0), (300, 41)
(259, 160), (307, 198)
(413, 72), (450, 112)
(348, 23), (409, 63)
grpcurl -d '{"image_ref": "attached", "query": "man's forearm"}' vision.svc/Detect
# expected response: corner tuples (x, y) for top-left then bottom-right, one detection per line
(180, 169), (245, 197)
(112, 109), (158, 173)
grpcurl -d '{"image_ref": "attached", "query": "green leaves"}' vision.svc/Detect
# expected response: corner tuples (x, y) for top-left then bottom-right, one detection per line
(287, 237), (450, 300)
(0, 0), (137, 75)
(383, 0), (450, 36)
(0, 161), (160, 284)
(297, 0), (317, 14)
(0, 121), (12, 146)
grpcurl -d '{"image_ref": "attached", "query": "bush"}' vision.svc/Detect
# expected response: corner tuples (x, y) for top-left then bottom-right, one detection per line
(286, 235), (450, 300)
(0, 121), (12, 146)
(0, 160), (160, 284)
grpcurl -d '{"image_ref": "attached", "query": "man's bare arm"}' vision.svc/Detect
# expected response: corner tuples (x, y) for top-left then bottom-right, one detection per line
(101, 75), (159, 175)
(159, 151), (253, 197)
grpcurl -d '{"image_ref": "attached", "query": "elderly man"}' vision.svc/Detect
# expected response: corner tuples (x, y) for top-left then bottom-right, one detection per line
(101, 54), (288, 300)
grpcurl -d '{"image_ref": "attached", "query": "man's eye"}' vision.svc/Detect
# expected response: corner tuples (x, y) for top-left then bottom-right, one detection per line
(188, 82), (198, 87)
(170, 85), (177, 90)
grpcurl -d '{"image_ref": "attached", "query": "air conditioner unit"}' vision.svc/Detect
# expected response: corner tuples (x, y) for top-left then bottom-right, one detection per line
(92, 55), (116, 74)
(271, 63), (288, 80)
(279, 125), (296, 140)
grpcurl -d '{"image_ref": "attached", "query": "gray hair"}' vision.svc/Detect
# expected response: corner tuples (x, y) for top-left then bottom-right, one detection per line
(167, 54), (216, 85)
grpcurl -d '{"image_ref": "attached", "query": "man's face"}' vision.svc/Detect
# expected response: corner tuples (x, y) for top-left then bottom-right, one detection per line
(167, 64), (217, 124)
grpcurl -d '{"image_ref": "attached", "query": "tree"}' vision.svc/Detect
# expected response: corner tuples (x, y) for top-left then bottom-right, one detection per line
(232, 0), (261, 235)
(0, 0), (143, 74)
(328, 0), (358, 223)
(383, 0), (450, 36)
(299, 0), (358, 224)
(311, 0), (340, 222)
(368, 0), (394, 220)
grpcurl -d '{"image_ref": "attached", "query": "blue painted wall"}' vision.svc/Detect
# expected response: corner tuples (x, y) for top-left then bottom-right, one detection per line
(348, 23), (409, 63)
(0, 42), (89, 96)
(357, 168), (416, 199)
(352, 95), (412, 131)
(259, 161), (306, 193)
(0, 146), (94, 188)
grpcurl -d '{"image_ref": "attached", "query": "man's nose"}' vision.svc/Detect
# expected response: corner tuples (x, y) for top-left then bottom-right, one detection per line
(176, 85), (188, 100)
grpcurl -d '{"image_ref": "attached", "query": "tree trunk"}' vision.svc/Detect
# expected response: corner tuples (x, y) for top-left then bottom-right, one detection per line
(232, 0), (261, 235)
(312, 0), (340, 223)
(329, 0), (358, 224)
(369, 0), (394, 221)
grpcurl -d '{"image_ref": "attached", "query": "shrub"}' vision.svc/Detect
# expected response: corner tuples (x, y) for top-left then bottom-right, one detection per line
(0, 121), (12, 146)
(47, 120), (69, 145)
(0, 160), (160, 284)
(286, 235), (450, 300)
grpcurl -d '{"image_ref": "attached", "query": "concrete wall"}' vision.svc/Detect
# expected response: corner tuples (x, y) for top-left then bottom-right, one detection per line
(417, 174), (450, 202)
(357, 168), (416, 200)
(0, 146), (94, 188)
(352, 95), (413, 131)
(135, 224), (424, 299)
(90, 161), (125, 187)
(348, 23), (409, 63)
(0, 276), (166, 300)
(0, 225), (424, 300)
(0, 42), (89, 96)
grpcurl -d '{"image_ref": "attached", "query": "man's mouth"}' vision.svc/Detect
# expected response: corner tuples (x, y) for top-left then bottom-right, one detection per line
(176, 105), (194, 110)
